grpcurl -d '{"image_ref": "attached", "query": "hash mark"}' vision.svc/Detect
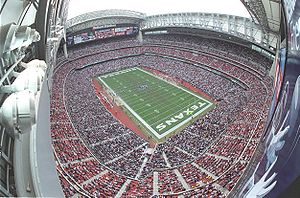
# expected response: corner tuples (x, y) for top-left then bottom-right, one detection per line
(154, 109), (159, 113)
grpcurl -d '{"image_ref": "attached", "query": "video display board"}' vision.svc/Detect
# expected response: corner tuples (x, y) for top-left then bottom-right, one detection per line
(67, 26), (139, 46)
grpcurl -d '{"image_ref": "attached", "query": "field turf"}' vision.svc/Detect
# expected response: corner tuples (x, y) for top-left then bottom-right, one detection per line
(98, 67), (214, 140)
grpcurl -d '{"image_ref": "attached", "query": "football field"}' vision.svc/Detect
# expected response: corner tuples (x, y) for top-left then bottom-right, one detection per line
(98, 67), (214, 140)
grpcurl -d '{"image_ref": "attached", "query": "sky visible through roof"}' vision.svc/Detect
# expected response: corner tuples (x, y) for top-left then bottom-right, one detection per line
(68, 0), (250, 19)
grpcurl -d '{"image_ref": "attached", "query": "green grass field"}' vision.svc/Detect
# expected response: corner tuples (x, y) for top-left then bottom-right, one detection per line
(98, 67), (214, 140)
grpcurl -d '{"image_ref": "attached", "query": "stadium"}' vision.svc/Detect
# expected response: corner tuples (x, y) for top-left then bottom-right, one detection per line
(1, 0), (300, 198)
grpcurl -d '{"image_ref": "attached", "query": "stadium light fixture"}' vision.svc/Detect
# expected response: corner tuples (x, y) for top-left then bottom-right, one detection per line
(0, 60), (46, 94)
(0, 90), (36, 136)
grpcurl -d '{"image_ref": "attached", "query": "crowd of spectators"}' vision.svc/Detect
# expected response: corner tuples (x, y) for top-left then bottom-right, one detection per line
(121, 176), (153, 197)
(158, 170), (186, 194)
(51, 122), (77, 140)
(51, 34), (273, 197)
(106, 145), (148, 178)
(82, 171), (126, 197)
(62, 159), (105, 184)
(178, 163), (213, 188)
(53, 139), (92, 164)
(57, 173), (77, 197)
(143, 34), (273, 75)
(195, 154), (233, 177)
(208, 136), (248, 159)
(217, 162), (247, 191)
(182, 184), (226, 197)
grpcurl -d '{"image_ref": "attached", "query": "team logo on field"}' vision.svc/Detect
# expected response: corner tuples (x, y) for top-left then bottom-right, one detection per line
(155, 101), (207, 131)
(137, 84), (148, 91)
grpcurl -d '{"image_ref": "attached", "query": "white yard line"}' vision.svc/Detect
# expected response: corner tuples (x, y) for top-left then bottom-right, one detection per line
(99, 67), (214, 139)
(147, 98), (200, 125)
(137, 67), (213, 103)
(99, 76), (161, 137)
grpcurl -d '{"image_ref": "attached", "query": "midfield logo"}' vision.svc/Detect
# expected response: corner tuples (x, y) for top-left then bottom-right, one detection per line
(155, 101), (207, 131)
(137, 84), (148, 91)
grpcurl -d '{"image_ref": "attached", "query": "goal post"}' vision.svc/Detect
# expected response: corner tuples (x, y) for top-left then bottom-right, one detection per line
(104, 87), (123, 106)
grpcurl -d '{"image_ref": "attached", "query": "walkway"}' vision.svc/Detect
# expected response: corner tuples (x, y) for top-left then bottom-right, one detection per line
(81, 170), (109, 186)
(174, 169), (190, 190)
(135, 157), (149, 179)
(105, 143), (147, 165)
(153, 172), (159, 195)
(191, 162), (217, 180)
(115, 179), (132, 198)
(206, 153), (231, 161)
(174, 146), (196, 158)
(62, 157), (94, 166)
(162, 152), (171, 167)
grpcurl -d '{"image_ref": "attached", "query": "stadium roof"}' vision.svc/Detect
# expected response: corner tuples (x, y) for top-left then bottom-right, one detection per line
(67, 0), (251, 19)
(241, 0), (281, 33)
(66, 9), (146, 28)
(68, 0), (280, 33)
(262, 0), (281, 32)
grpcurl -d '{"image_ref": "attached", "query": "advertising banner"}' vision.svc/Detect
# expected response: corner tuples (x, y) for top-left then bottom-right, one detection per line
(240, 0), (300, 197)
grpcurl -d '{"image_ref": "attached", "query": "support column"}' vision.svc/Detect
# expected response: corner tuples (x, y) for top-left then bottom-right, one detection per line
(137, 29), (143, 43)
(63, 43), (68, 59)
